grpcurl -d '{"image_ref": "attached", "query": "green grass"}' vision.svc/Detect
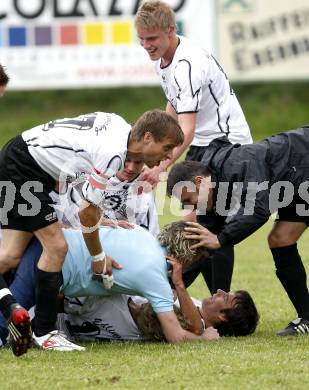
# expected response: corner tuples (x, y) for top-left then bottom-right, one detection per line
(1, 82), (309, 146)
(0, 84), (309, 388)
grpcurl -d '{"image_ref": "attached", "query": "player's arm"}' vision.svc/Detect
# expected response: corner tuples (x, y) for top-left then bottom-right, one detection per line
(79, 159), (123, 286)
(157, 311), (219, 343)
(168, 257), (204, 335)
(161, 110), (196, 169)
(141, 110), (196, 186)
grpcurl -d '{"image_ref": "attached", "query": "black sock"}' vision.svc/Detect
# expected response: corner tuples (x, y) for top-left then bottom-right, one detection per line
(271, 244), (309, 319)
(34, 268), (63, 337)
(0, 275), (17, 319)
(201, 246), (234, 294)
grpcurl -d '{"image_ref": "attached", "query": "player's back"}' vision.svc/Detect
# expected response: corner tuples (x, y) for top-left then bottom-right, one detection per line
(62, 225), (168, 298)
(22, 112), (131, 181)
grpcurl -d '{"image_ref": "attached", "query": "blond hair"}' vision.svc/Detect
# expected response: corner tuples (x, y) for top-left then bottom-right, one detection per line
(158, 221), (208, 266)
(135, 1), (176, 32)
(136, 303), (190, 341)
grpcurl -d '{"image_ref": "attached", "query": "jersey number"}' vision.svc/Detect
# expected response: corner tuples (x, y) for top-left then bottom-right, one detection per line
(42, 113), (97, 131)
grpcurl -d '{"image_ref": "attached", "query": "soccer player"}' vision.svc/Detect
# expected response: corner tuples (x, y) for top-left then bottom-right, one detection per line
(167, 126), (309, 336)
(55, 157), (159, 236)
(0, 222), (259, 348)
(0, 110), (183, 355)
(135, 0), (253, 297)
(0, 65), (9, 97)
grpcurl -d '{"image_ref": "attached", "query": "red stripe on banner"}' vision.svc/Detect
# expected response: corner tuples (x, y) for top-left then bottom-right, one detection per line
(88, 175), (106, 190)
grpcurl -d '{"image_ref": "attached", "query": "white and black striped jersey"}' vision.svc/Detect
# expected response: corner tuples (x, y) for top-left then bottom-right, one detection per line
(57, 295), (144, 342)
(22, 112), (131, 205)
(155, 36), (252, 146)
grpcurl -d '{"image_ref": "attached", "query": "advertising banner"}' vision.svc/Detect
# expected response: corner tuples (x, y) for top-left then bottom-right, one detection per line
(217, 0), (309, 81)
(0, 0), (215, 90)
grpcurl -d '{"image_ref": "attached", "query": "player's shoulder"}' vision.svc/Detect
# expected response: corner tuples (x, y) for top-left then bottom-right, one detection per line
(176, 36), (206, 61)
(95, 112), (130, 128)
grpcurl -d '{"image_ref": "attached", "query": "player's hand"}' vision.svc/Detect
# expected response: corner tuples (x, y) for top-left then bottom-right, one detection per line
(184, 222), (221, 250)
(100, 218), (134, 229)
(139, 166), (165, 189)
(92, 255), (122, 276)
(166, 256), (184, 288)
(202, 326), (220, 341)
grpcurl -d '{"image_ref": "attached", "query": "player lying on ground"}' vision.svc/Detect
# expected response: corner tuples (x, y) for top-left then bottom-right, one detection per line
(1, 267), (258, 345)
(167, 126), (309, 336)
(0, 222), (259, 349)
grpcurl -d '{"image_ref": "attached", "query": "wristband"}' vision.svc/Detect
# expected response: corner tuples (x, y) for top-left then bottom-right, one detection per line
(92, 251), (106, 262)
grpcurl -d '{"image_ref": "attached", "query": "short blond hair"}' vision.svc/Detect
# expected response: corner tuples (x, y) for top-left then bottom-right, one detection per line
(158, 221), (208, 266)
(135, 1), (176, 32)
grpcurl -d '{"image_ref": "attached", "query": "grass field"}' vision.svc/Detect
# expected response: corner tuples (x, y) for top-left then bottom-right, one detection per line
(0, 84), (309, 389)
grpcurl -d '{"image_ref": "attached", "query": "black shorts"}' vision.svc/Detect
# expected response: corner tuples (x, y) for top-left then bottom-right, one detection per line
(0, 135), (57, 232)
(185, 145), (207, 162)
(276, 194), (309, 225)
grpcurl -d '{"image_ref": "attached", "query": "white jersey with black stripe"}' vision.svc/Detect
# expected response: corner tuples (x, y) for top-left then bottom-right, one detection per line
(58, 295), (144, 342)
(155, 36), (252, 147)
(22, 112), (131, 204)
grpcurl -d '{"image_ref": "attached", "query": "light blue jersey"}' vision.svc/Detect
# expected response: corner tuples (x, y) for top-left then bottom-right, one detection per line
(62, 226), (174, 313)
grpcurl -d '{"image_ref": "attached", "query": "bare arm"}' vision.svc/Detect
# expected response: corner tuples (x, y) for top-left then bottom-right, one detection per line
(157, 311), (219, 343)
(168, 257), (203, 335)
(79, 201), (122, 276)
(161, 107), (197, 169)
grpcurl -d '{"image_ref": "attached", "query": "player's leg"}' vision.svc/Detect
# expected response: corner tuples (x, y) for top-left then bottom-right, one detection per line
(32, 222), (67, 337)
(197, 212), (234, 294)
(0, 229), (33, 355)
(32, 222), (85, 351)
(0, 237), (42, 347)
(204, 245), (234, 294)
(268, 220), (309, 335)
(185, 146), (234, 294)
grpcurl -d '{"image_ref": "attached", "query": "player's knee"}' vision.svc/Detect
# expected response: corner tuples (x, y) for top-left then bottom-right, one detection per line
(45, 239), (68, 263)
(268, 231), (290, 248)
(0, 249), (21, 272)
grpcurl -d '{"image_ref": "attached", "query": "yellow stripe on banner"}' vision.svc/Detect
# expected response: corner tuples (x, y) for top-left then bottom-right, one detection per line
(111, 21), (132, 44)
(83, 23), (105, 45)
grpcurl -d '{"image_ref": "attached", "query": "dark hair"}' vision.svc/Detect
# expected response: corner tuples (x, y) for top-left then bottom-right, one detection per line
(167, 161), (211, 197)
(131, 109), (184, 145)
(215, 290), (259, 337)
(0, 65), (9, 86)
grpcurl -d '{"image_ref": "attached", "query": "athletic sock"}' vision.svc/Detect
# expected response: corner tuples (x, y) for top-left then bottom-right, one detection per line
(0, 275), (17, 319)
(201, 246), (234, 294)
(271, 244), (309, 320)
(34, 268), (63, 337)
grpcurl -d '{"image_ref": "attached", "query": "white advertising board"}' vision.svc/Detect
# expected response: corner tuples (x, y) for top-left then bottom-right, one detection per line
(217, 0), (309, 81)
(0, 0), (215, 90)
